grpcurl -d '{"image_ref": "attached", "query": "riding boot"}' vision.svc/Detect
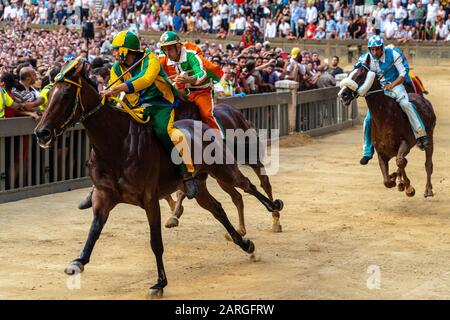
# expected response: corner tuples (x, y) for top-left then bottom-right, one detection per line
(360, 156), (372, 165)
(182, 173), (198, 199)
(78, 187), (94, 210)
(416, 136), (431, 151)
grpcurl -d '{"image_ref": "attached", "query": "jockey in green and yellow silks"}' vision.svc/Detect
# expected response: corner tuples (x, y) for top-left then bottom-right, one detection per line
(102, 30), (198, 199)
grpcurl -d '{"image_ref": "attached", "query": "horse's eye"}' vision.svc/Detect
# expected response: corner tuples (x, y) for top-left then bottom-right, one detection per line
(62, 92), (70, 100)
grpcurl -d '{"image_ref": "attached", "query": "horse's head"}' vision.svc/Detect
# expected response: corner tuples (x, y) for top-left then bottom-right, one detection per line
(338, 54), (378, 106)
(35, 57), (98, 148)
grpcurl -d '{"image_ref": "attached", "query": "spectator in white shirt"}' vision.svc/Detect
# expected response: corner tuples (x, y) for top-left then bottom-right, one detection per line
(200, 17), (210, 33)
(426, 0), (439, 25)
(406, 0), (417, 26)
(393, 3), (407, 25)
(305, 3), (318, 24)
(278, 21), (291, 38)
(434, 19), (449, 40)
(264, 18), (277, 39)
(384, 14), (398, 39)
(192, 0), (201, 13)
(394, 23), (409, 42)
(38, 6), (48, 24)
(235, 13), (246, 36)
(211, 12), (222, 33)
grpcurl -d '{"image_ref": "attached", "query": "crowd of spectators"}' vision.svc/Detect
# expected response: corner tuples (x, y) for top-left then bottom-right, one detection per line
(1, 1), (449, 41)
(209, 41), (344, 97)
(0, 22), (346, 121)
(2, 0), (449, 120)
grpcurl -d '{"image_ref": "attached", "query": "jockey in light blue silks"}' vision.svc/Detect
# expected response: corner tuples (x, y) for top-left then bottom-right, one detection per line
(356, 35), (430, 165)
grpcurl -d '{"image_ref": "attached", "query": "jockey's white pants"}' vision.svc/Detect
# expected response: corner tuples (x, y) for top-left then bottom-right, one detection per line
(391, 84), (427, 139)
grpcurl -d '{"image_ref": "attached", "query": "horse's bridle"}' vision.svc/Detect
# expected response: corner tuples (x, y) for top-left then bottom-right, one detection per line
(343, 63), (384, 100)
(54, 66), (104, 137)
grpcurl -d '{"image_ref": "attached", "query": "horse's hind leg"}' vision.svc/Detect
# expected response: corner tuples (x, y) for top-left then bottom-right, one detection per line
(396, 168), (405, 192)
(165, 190), (185, 228)
(238, 175), (283, 213)
(164, 195), (177, 212)
(194, 179), (255, 255)
(250, 162), (282, 232)
(216, 179), (246, 240)
(65, 188), (115, 275)
(424, 137), (434, 197)
(377, 153), (396, 188)
(396, 140), (415, 197)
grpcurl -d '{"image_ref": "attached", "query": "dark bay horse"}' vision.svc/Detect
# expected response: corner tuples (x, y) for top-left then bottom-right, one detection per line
(338, 54), (436, 197)
(166, 101), (282, 235)
(34, 58), (283, 298)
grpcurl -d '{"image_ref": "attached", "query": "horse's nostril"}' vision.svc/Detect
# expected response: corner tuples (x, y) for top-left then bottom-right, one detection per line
(37, 128), (52, 140)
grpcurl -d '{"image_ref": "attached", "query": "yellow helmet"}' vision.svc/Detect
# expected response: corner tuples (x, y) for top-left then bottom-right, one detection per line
(111, 31), (141, 63)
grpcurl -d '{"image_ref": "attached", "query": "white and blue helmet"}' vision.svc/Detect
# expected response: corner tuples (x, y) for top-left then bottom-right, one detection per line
(368, 35), (384, 48)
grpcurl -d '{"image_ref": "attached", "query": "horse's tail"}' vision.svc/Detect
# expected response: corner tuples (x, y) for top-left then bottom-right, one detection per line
(215, 103), (265, 166)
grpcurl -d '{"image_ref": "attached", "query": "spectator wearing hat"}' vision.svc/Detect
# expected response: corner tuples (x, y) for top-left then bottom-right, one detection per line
(280, 47), (301, 82)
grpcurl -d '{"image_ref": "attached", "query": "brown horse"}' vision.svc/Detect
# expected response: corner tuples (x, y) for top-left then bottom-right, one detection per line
(339, 54), (436, 197)
(34, 58), (283, 298)
(164, 101), (282, 234)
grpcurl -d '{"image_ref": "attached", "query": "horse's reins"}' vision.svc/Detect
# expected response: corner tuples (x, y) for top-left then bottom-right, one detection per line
(55, 51), (152, 135)
(53, 58), (104, 135)
(104, 50), (151, 91)
(56, 76), (104, 136)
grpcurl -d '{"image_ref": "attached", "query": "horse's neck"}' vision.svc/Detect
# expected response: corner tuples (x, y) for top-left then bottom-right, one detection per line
(80, 84), (132, 159)
(365, 92), (396, 128)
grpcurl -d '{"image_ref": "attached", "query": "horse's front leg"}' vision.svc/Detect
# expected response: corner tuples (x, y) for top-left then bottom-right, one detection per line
(145, 196), (167, 299)
(65, 188), (116, 275)
(377, 153), (396, 188)
(396, 140), (415, 197)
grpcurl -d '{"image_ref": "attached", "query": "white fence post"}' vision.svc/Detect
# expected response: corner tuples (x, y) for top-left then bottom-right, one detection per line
(275, 80), (299, 134)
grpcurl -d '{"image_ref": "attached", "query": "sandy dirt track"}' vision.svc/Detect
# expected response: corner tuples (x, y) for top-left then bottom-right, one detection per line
(1, 66), (450, 300)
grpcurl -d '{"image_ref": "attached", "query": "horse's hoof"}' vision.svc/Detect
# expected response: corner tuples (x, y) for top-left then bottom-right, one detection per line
(245, 240), (255, 254)
(406, 186), (416, 197)
(384, 181), (396, 188)
(274, 199), (284, 211)
(165, 216), (179, 228)
(424, 190), (434, 198)
(398, 182), (405, 192)
(148, 287), (164, 299)
(249, 250), (261, 262)
(271, 223), (282, 233)
(64, 260), (84, 275)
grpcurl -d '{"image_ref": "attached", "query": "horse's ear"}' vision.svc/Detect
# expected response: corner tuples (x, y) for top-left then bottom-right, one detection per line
(366, 53), (371, 66)
(72, 60), (85, 78)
